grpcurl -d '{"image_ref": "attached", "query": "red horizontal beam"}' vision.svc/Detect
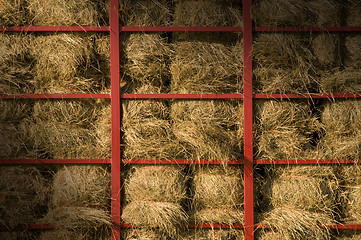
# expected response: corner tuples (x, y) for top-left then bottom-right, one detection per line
(0, 224), (55, 231)
(256, 159), (360, 165)
(123, 159), (244, 165)
(122, 93), (243, 99)
(0, 159), (111, 164)
(121, 26), (243, 32)
(0, 94), (110, 99)
(255, 26), (361, 32)
(254, 93), (361, 99)
(0, 26), (109, 32)
(256, 224), (361, 230)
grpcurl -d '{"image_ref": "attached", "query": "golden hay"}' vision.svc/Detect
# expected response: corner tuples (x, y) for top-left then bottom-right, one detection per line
(320, 69), (361, 93)
(319, 100), (361, 159)
(253, 33), (319, 93)
(255, 100), (319, 160)
(347, 0), (361, 26)
(192, 165), (243, 225)
(262, 165), (338, 213)
(181, 229), (245, 240)
(0, 166), (48, 227)
(0, 0), (26, 26)
(95, 34), (110, 87)
(123, 85), (180, 159)
(42, 206), (111, 229)
(30, 33), (106, 94)
(122, 0), (171, 26)
(174, 1), (242, 27)
(122, 201), (187, 237)
(123, 33), (172, 90)
(122, 165), (187, 236)
(261, 207), (333, 240)
(0, 33), (34, 94)
(51, 165), (110, 209)
(125, 165), (186, 203)
(336, 231), (361, 240)
(26, 0), (99, 26)
(171, 100), (242, 161)
(171, 40), (242, 94)
(312, 33), (341, 68)
(28, 99), (103, 159)
(122, 228), (168, 240)
(345, 35), (361, 69)
(94, 102), (111, 159)
(252, 0), (341, 26)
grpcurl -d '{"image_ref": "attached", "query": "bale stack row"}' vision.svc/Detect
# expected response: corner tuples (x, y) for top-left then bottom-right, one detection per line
(0, 0), (108, 26)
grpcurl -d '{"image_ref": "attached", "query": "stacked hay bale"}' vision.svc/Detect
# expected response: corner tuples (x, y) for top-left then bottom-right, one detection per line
(121, 0), (172, 91)
(0, 166), (49, 227)
(0, 231), (38, 240)
(0, 33), (34, 94)
(252, 0), (342, 94)
(122, 165), (187, 238)
(259, 165), (338, 240)
(192, 165), (243, 226)
(181, 228), (245, 240)
(319, 100), (361, 160)
(255, 100), (320, 160)
(41, 165), (111, 239)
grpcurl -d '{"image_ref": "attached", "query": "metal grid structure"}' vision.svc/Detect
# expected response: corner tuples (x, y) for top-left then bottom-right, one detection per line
(1, 0), (361, 239)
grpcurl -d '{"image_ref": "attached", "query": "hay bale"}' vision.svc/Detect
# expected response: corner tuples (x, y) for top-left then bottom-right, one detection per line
(171, 40), (242, 94)
(261, 207), (333, 240)
(122, 0), (171, 26)
(0, 166), (48, 227)
(28, 99), (105, 159)
(320, 69), (361, 93)
(0, 0), (26, 26)
(0, 33), (34, 94)
(252, 0), (341, 26)
(174, 1), (242, 27)
(95, 35), (110, 89)
(181, 229), (244, 240)
(0, 231), (38, 240)
(94, 103), (111, 159)
(253, 33), (319, 93)
(255, 100), (319, 160)
(123, 85), (180, 159)
(171, 100), (242, 161)
(30, 33), (106, 94)
(26, 0), (99, 26)
(347, 0), (361, 26)
(51, 165), (110, 209)
(335, 231), (361, 240)
(123, 33), (172, 90)
(193, 165), (243, 225)
(122, 165), (187, 236)
(319, 100), (361, 159)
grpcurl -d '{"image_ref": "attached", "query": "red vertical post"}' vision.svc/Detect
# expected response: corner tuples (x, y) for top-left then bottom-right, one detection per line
(243, 0), (254, 239)
(110, 0), (121, 239)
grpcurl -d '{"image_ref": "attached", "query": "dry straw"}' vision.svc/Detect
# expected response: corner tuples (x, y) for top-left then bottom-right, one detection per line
(28, 99), (103, 159)
(123, 33), (172, 90)
(181, 229), (245, 240)
(0, 231), (37, 240)
(0, 166), (48, 227)
(123, 85), (180, 159)
(253, 34), (319, 93)
(345, 1), (361, 69)
(30, 33), (107, 94)
(255, 100), (319, 160)
(122, 165), (187, 236)
(312, 33), (341, 68)
(0, 33), (34, 94)
(39, 230), (84, 240)
(192, 165), (244, 225)
(26, 0), (99, 26)
(0, 0), (26, 26)
(171, 100), (243, 161)
(252, 0), (341, 26)
(319, 100), (361, 160)
(122, 228), (168, 240)
(320, 69), (361, 93)
(171, 40), (243, 94)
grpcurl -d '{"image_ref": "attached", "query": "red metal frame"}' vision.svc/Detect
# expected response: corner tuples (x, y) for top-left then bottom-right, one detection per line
(1, 0), (361, 239)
